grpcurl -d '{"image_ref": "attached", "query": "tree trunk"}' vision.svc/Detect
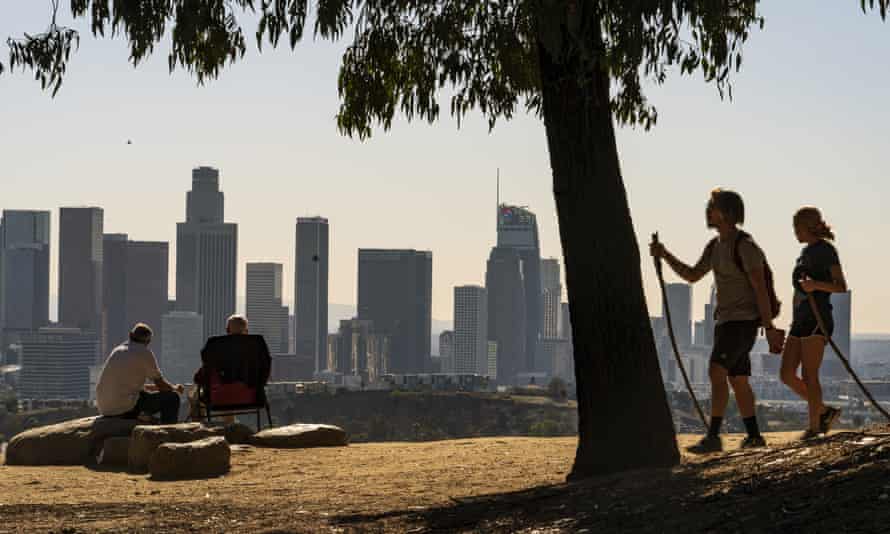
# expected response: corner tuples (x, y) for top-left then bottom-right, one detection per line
(538, 42), (680, 479)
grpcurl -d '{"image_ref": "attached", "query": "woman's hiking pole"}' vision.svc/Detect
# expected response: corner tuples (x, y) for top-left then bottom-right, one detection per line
(807, 294), (890, 421)
(652, 233), (709, 431)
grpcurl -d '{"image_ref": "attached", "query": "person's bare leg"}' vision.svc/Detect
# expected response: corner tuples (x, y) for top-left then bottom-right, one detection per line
(729, 376), (756, 419)
(710, 364), (730, 418)
(801, 335), (828, 432)
(780, 336), (809, 400)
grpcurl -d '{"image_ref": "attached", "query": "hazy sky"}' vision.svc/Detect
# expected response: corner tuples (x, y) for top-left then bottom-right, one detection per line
(2, 2), (888, 333)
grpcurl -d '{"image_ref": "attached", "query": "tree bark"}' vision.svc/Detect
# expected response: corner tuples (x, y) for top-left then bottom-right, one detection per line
(538, 41), (680, 479)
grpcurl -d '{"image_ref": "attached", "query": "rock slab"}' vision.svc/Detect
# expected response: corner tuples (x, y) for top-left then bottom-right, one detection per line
(250, 424), (348, 449)
(128, 423), (224, 473)
(148, 437), (231, 480)
(5, 417), (138, 466)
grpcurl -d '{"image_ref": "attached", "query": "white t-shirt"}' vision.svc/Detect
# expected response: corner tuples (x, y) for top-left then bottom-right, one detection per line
(95, 341), (163, 416)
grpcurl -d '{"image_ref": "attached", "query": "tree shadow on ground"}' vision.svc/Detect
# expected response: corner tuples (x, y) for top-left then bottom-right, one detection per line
(332, 430), (890, 533)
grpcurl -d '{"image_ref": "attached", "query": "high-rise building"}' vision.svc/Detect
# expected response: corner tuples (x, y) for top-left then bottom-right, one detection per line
(453, 285), (488, 375)
(176, 167), (237, 338)
(357, 249), (432, 374)
(59, 207), (103, 338)
(102, 234), (129, 353)
(541, 258), (561, 342)
(19, 327), (98, 399)
(0, 210), (50, 352)
(246, 262), (289, 353)
(294, 217), (329, 373)
(486, 246), (527, 384)
(102, 236), (169, 359)
(663, 283), (693, 349)
(825, 290), (853, 379)
(439, 330), (454, 374)
(327, 318), (390, 381)
(698, 284), (717, 347)
(486, 341), (498, 379)
(559, 302), (572, 341)
(160, 311), (203, 385)
(497, 205), (542, 373)
(126, 241), (169, 358)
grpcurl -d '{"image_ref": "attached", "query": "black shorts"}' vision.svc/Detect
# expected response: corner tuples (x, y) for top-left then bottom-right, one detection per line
(789, 315), (834, 338)
(710, 320), (758, 377)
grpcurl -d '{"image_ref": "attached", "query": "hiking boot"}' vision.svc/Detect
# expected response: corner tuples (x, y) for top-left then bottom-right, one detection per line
(819, 406), (842, 434)
(799, 429), (821, 441)
(686, 435), (723, 454)
(740, 435), (767, 449)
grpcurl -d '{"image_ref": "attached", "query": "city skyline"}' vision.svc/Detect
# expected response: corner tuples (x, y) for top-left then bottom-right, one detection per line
(3, 3), (889, 333)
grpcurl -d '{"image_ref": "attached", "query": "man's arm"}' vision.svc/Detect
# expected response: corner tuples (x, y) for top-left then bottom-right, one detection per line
(650, 241), (710, 284)
(152, 376), (184, 394)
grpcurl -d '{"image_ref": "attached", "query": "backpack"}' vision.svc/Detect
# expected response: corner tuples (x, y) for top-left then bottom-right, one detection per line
(708, 231), (781, 320)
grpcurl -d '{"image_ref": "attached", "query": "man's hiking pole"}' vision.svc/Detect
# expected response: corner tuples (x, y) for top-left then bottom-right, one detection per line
(807, 294), (890, 422)
(652, 233), (709, 431)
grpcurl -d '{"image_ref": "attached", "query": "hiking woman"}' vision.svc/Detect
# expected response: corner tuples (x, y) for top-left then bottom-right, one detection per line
(780, 207), (847, 439)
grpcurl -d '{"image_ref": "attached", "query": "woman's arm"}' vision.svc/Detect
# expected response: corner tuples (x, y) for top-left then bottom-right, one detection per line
(800, 264), (847, 294)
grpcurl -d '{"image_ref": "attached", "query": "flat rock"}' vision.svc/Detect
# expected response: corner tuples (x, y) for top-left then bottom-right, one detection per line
(98, 437), (131, 466)
(128, 423), (224, 473)
(250, 424), (348, 449)
(148, 437), (230, 480)
(5, 416), (138, 466)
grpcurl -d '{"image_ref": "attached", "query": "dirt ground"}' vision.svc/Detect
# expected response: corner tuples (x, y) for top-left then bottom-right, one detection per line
(1, 431), (888, 533)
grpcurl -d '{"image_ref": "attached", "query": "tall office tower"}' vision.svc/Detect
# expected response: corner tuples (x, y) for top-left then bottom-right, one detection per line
(559, 302), (572, 340)
(486, 246), (527, 384)
(126, 241), (169, 358)
(59, 207), (104, 339)
(176, 167), (237, 338)
(699, 284), (717, 347)
(497, 205), (542, 373)
(102, 234), (129, 352)
(102, 236), (169, 359)
(541, 258), (562, 340)
(453, 286), (489, 375)
(294, 217), (329, 372)
(328, 318), (390, 381)
(160, 311), (204, 385)
(246, 263), (289, 353)
(825, 290), (853, 379)
(0, 210), (50, 353)
(19, 327), (98, 399)
(357, 249), (432, 374)
(439, 330), (455, 373)
(663, 283), (693, 349)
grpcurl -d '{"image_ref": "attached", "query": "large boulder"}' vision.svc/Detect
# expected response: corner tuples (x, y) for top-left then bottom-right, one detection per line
(5, 416), (138, 466)
(250, 424), (348, 449)
(97, 437), (131, 467)
(148, 437), (231, 480)
(128, 423), (224, 473)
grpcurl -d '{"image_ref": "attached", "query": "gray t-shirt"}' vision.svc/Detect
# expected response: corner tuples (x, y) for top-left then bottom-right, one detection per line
(95, 341), (163, 416)
(693, 233), (766, 325)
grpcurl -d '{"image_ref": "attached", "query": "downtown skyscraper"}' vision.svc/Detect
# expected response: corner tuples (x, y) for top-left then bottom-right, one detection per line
(496, 205), (542, 373)
(59, 207), (104, 338)
(294, 217), (329, 373)
(453, 285), (488, 375)
(0, 210), (51, 354)
(246, 262), (289, 354)
(176, 167), (237, 338)
(102, 234), (169, 355)
(486, 246), (527, 384)
(541, 258), (562, 339)
(357, 249), (432, 374)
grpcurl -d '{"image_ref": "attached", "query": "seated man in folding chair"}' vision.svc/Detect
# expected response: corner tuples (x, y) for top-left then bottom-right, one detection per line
(188, 314), (273, 428)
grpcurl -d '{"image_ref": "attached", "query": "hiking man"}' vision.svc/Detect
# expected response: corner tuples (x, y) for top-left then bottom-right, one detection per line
(650, 188), (784, 452)
(96, 323), (184, 424)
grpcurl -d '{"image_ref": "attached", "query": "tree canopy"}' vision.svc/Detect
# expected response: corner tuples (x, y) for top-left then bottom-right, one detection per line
(5, 1), (885, 137)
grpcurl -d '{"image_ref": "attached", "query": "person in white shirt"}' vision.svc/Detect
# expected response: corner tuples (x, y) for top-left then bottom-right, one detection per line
(96, 323), (184, 424)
